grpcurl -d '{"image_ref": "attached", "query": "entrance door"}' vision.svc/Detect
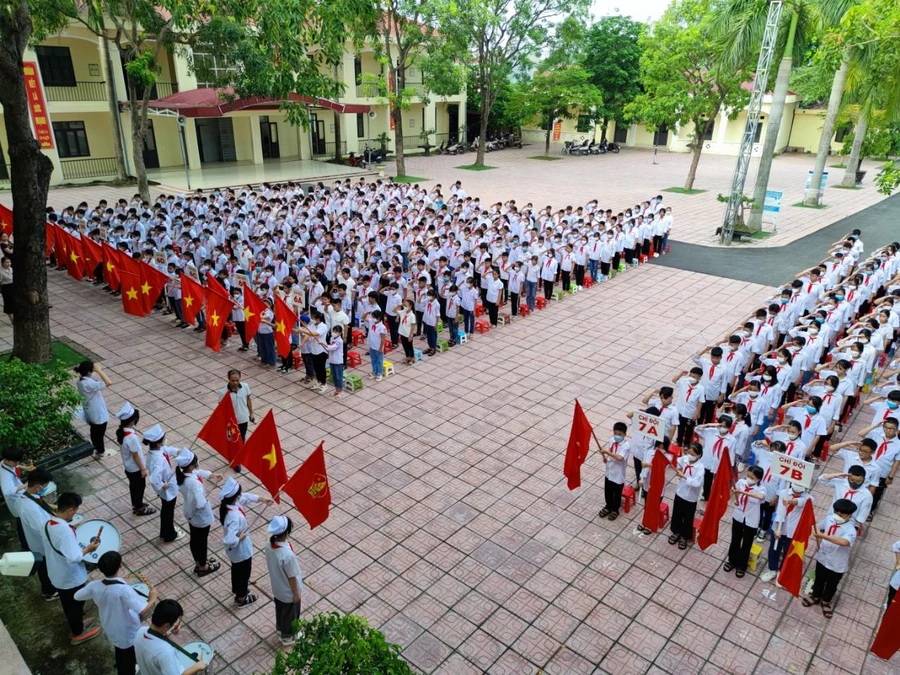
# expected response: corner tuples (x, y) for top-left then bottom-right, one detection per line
(260, 116), (272, 158)
(196, 119), (222, 162)
(613, 124), (628, 144)
(653, 124), (669, 147)
(268, 123), (280, 158)
(311, 115), (326, 155)
(448, 104), (459, 141)
(142, 119), (160, 169)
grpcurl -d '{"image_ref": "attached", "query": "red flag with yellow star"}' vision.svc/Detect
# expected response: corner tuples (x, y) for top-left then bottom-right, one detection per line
(776, 498), (816, 597)
(54, 225), (68, 269)
(63, 230), (85, 281)
(138, 260), (170, 313)
(80, 236), (103, 280)
(564, 399), (592, 490)
(179, 273), (205, 326)
(102, 242), (121, 291)
(204, 288), (232, 352)
(273, 292), (298, 359)
(234, 410), (288, 502)
(242, 283), (265, 343)
(45, 222), (55, 259)
(119, 271), (148, 317)
(283, 442), (331, 529)
(197, 392), (245, 466)
(871, 586), (900, 660)
(0, 203), (12, 237)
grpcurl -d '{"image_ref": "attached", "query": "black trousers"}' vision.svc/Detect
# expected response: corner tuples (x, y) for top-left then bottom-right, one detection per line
(633, 457), (643, 486)
(160, 497), (177, 542)
(671, 495), (697, 541)
(759, 501), (775, 533)
(677, 415), (696, 447)
(231, 557), (252, 599)
(414, 310), (424, 335)
(510, 292), (520, 316)
(89, 422), (107, 455)
(703, 469), (715, 501)
(625, 248), (635, 264)
(35, 557), (56, 595)
(386, 314), (399, 345)
(189, 524), (211, 566)
(125, 470), (146, 511)
(58, 583), (87, 636)
(235, 320), (248, 348)
(401, 335), (414, 358)
(238, 422), (248, 442)
(872, 477), (887, 514)
(600, 261), (611, 277)
(561, 270), (571, 292)
(312, 352), (328, 384)
(486, 300), (498, 326)
(699, 400), (717, 425)
(728, 519), (757, 571)
(274, 598), (302, 638)
(115, 647), (136, 675)
(15, 517), (28, 550)
(604, 478), (624, 513)
(812, 561), (844, 602)
(543, 280), (554, 299)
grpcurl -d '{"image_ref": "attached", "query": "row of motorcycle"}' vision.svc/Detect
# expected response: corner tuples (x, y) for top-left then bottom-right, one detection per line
(562, 137), (621, 155)
(436, 133), (523, 155)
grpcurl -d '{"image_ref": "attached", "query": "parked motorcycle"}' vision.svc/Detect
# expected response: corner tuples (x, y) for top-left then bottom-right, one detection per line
(600, 139), (621, 153)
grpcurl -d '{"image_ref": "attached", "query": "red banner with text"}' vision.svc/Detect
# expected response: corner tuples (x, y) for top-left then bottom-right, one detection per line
(23, 62), (54, 150)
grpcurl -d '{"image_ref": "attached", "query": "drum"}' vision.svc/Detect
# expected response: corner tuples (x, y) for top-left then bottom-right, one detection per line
(178, 641), (215, 673)
(74, 520), (121, 564)
(130, 581), (150, 599)
(69, 514), (85, 527)
(43, 481), (58, 503)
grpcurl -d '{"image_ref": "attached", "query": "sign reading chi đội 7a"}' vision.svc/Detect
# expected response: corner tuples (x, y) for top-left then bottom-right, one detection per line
(632, 410), (664, 442)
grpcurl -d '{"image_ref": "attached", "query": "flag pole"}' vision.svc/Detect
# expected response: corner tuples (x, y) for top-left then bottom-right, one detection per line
(590, 428), (604, 454)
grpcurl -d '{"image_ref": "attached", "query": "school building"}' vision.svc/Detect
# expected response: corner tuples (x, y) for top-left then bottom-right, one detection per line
(1, 21), (467, 188)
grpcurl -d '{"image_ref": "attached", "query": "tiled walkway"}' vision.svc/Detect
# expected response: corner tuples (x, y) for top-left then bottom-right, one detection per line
(3, 257), (899, 674)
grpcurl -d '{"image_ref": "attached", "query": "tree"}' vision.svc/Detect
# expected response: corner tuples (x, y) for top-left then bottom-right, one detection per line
(582, 15), (644, 140)
(517, 65), (603, 155)
(465, 64), (520, 134)
(0, 0), (69, 363)
(437, 0), (589, 166)
(628, 0), (750, 190)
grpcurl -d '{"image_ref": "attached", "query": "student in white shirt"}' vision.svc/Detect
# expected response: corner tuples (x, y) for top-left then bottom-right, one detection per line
(485, 268), (504, 327)
(321, 326), (345, 397)
(75, 551), (157, 674)
(134, 599), (208, 674)
(266, 515), (304, 645)
(725, 465), (765, 578)
(818, 466), (873, 527)
(115, 402), (155, 517)
(597, 422), (630, 521)
(366, 309), (388, 379)
(857, 416), (900, 517)
(0, 447), (32, 550)
(422, 291), (440, 355)
(218, 477), (272, 608)
(696, 415), (734, 500)
(42, 492), (102, 644)
(144, 424), (184, 543)
(803, 499), (858, 618)
(74, 360), (114, 458)
(18, 468), (58, 598)
(540, 252), (558, 300)
(175, 450), (222, 577)
(693, 347), (727, 423)
(670, 442), (704, 549)
(672, 368), (706, 447)
(397, 299), (417, 365)
(760, 483), (813, 583)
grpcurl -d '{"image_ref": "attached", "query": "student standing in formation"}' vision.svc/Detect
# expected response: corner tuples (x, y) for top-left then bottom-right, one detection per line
(803, 499), (858, 618)
(175, 450), (222, 577)
(42, 492), (102, 644)
(266, 515), (304, 646)
(696, 415), (735, 501)
(760, 482), (813, 583)
(115, 402), (155, 517)
(0, 447), (33, 550)
(540, 251), (558, 300)
(724, 466), (765, 579)
(669, 442), (704, 549)
(144, 424), (184, 543)
(597, 422), (630, 522)
(75, 551), (158, 675)
(134, 599), (207, 674)
(74, 360), (114, 459)
(367, 309), (388, 379)
(19, 468), (58, 600)
(323, 325), (345, 398)
(219, 477), (272, 608)
(673, 367), (706, 447)
(397, 299), (417, 365)
(817, 466), (873, 530)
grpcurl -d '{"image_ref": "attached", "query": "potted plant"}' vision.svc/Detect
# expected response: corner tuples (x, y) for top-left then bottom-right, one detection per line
(418, 128), (435, 156)
(270, 612), (413, 675)
(376, 132), (391, 153)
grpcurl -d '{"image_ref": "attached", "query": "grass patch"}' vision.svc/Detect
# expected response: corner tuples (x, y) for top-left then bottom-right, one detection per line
(832, 184), (862, 190)
(0, 339), (92, 370)
(732, 229), (775, 243)
(528, 155), (562, 161)
(455, 164), (497, 171)
(791, 202), (829, 210)
(391, 175), (428, 184)
(829, 163), (848, 168)
(663, 187), (708, 195)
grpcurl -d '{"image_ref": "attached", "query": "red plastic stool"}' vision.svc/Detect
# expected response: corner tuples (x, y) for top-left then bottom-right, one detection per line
(475, 318), (490, 334)
(536, 297), (548, 310)
(820, 441), (830, 462)
(659, 502), (670, 528)
(383, 342), (394, 354)
(225, 321), (237, 337)
(293, 352), (301, 369)
(621, 486), (637, 514)
(352, 328), (365, 346)
(519, 304), (531, 317)
(474, 304), (485, 317)
(583, 276), (593, 289)
(693, 517), (702, 540)
(347, 350), (362, 367)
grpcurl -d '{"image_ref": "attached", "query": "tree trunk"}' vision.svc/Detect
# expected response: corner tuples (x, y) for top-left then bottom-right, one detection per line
(685, 143), (703, 191)
(476, 103), (489, 167)
(545, 116), (551, 155)
(748, 10), (798, 231)
(392, 104), (405, 177)
(129, 85), (151, 202)
(99, 33), (128, 180)
(600, 118), (608, 142)
(841, 112), (868, 187)
(803, 55), (849, 205)
(333, 111), (343, 162)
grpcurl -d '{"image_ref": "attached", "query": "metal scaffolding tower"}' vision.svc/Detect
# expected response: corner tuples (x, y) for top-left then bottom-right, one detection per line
(719, 1), (785, 245)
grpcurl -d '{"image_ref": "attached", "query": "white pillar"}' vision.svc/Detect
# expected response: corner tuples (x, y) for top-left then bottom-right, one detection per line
(716, 108), (729, 153)
(250, 116), (264, 164)
(183, 119), (201, 170)
(173, 47), (198, 91)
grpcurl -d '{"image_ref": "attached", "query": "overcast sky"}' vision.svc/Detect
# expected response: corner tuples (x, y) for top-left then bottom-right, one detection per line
(590, 0), (670, 22)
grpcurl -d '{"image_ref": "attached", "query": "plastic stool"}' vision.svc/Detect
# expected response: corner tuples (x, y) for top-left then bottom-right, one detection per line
(347, 350), (362, 367)
(351, 328), (365, 346)
(583, 276), (593, 289)
(436, 320), (444, 333)
(748, 543), (764, 571)
(457, 331), (467, 344)
(475, 319), (490, 334)
(383, 342), (394, 354)
(344, 374), (363, 392)
(499, 314), (511, 326)
(383, 360), (395, 377)
(621, 486), (637, 514)
(553, 290), (565, 302)
(413, 348), (424, 363)
(474, 304), (485, 317)
(659, 502), (670, 528)
(437, 338), (450, 353)
(693, 517), (702, 541)
(519, 304), (531, 317)
(225, 321), (237, 337)
(535, 297), (548, 310)
(293, 352), (301, 369)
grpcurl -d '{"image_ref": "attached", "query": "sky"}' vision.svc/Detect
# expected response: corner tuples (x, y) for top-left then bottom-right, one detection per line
(590, 0), (671, 22)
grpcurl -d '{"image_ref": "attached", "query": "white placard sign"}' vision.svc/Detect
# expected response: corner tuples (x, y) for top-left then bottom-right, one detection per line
(772, 452), (814, 489)
(632, 410), (664, 442)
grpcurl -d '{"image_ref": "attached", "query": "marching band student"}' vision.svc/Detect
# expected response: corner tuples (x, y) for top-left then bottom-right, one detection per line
(144, 424), (184, 543)
(74, 360), (114, 459)
(175, 450), (222, 577)
(724, 465), (765, 579)
(817, 466), (873, 528)
(75, 551), (158, 675)
(219, 477), (272, 608)
(760, 482), (813, 583)
(115, 402), (155, 517)
(266, 515), (304, 646)
(597, 422), (630, 522)
(0, 447), (32, 550)
(672, 367), (706, 447)
(803, 499), (858, 618)
(42, 492), (102, 644)
(669, 442), (704, 549)
(134, 599), (208, 674)
(19, 468), (58, 599)
(696, 415), (735, 501)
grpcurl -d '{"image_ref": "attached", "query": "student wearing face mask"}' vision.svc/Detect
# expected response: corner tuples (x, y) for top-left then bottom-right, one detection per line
(802, 499), (857, 618)
(830, 438), (880, 489)
(725, 465), (766, 578)
(508, 263), (523, 319)
(764, 420), (807, 461)
(729, 379), (766, 438)
(696, 415), (735, 501)
(669, 442), (703, 549)
(865, 390), (900, 426)
(780, 397), (828, 460)
(692, 346), (727, 424)
(672, 368), (706, 447)
(459, 277), (479, 337)
(135, 600), (208, 674)
(856, 416), (900, 518)
(761, 348), (793, 404)
(760, 482), (812, 583)
(818, 466), (873, 531)
(597, 422), (631, 522)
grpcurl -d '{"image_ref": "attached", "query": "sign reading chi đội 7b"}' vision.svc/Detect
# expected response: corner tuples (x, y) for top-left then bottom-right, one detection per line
(632, 410), (664, 442)
(772, 452), (814, 489)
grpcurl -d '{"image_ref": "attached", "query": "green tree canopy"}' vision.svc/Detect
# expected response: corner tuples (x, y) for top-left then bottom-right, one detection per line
(582, 15), (644, 133)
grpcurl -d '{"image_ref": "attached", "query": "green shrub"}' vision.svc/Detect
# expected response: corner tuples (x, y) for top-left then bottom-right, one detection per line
(0, 358), (82, 452)
(269, 612), (413, 675)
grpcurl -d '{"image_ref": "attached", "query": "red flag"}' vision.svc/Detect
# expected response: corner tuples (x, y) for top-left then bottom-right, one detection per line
(63, 231), (85, 281)
(697, 450), (734, 550)
(641, 448), (670, 533)
(871, 591), (900, 660)
(119, 271), (148, 317)
(776, 498), (816, 597)
(54, 225), (68, 269)
(283, 442), (331, 529)
(197, 393), (245, 466)
(564, 399), (592, 490)
(233, 410), (288, 501)
(242, 283), (266, 343)
(206, 271), (230, 298)
(80, 236), (103, 279)
(204, 289), (233, 353)
(0, 203), (11, 237)
(139, 260), (170, 313)
(179, 273), (205, 326)
(274, 293), (298, 358)
(45, 222), (55, 259)
(102, 242), (121, 291)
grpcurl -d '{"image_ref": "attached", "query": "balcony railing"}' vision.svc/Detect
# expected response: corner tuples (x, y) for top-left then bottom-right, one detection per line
(311, 141), (347, 159)
(45, 81), (107, 102)
(59, 157), (118, 180)
(356, 82), (387, 98)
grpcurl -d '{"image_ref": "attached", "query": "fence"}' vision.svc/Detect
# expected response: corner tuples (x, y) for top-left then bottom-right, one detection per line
(311, 141), (348, 159)
(59, 157), (118, 181)
(45, 81), (107, 102)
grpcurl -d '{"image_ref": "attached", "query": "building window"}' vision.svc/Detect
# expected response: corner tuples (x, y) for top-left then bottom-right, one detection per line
(53, 121), (90, 158)
(191, 51), (238, 88)
(357, 113), (365, 138)
(354, 56), (363, 84)
(576, 115), (593, 133)
(754, 117), (765, 143)
(36, 46), (76, 87)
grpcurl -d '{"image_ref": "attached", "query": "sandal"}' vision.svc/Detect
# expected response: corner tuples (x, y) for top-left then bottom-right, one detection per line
(607, 511), (619, 521)
(801, 596), (820, 607)
(668, 534), (679, 545)
(134, 505), (157, 516)
(821, 601), (834, 618)
(195, 562), (220, 577)
(723, 562), (735, 573)
(637, 525), (651, 535)
(598, 508), (611, 518)
(236, 593), (259, 607)
(678, 539), (688, 550)
(736, 569), (746, 579)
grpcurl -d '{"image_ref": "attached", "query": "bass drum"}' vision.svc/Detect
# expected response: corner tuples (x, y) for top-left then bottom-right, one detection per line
(179, 641), (215, 674)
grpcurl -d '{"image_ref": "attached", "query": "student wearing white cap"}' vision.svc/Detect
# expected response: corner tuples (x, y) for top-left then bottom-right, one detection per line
(114, 403), (155, 517)
(143, 424), (185, 544)
(218, 477), (272, 607)
(266, 515), (303, 645)
(175, 450), (222, 577)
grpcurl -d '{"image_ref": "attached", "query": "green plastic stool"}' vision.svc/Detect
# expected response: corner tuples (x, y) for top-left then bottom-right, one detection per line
(437, 338), (450, 353)
(345, 374), (363, 392)
(553, 290), (565, 301)
(436, 320), (444, 333)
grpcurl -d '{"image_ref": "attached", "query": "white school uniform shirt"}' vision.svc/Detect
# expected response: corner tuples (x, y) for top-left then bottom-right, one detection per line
(120, 428), (144, 474)
(647, 397), (680, 438)
(814, 513), (857, 573)
(397, 309), (415, 338)
(19, 493), (51, 554)
(731, 391), (766, 428)
(698, 428), (735, 474)
(604, 437), (630, 485)
(731, 479), (763, 528)
(485, 278), (503, 304)
(764, 428), (808, 461)
(773, 489), (812, 538)
(720, 348), (748, 385)
(692, 355), (727, 398)
(540, 257), (558, 281)
(730, 421), (751, 461)
(817, 475), (873, 524)
(785, 407), (827, 449)
(74, 578), (146, 649)
(869, 401), (900, 427)
(675, 456), (703, 502)
(864, 428), (900, 479)
(148, 447), (179, 502)
(180, 469), (214, 528)
(267, 540), (304, 603)
(834, 448), (880, 488)
(222, 493), (260, 563)
(803, 386), (842, 425)
(134, 627), (184, 675)
(0, 463), (23, 517)
(76, 375), (109, 425)
(674, 376), (706, 420)
(42, 517), (88, 590)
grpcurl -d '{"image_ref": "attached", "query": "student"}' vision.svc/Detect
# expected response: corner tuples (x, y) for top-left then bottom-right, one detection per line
(696, 415), (735, 501)
(802, 499), (858, 618)
(673, 367), (706, 447)
(175, 450), (222, 577)
(817, 466), (873, 528)
(257, 298), (277, 366)
(367, 309), (388, 379)
(219, 477), (271, 608)
(724, 465), (765, 578)
(765, 420), (808, 460)
(42, 492), (102, 644)
(266, 515), (304, 646)
(670, 442), (704, 549)
(540, 251), (558, 300)
(637, 437), (671, 534)
(397, 299), (417, 365)
(74, 360), (113, 459)
(445, 284), (460, 344)
(639, 388), (679, 441)
(508, 264), (523, 319)
(760, 483), (812, 583)
(422, 290), (439, 355)
(857, 416), (900, 518)
(115, 402), (155, 517)
(485, 269), (503, 327)
(692, 347), (726, 423)
(524, 255), (539, 310)
(307, 311), (329, 392)
(144, 424), (184, 543)
(597, 422), (630, 521)
(459, 278), (478, 337)
(18, 468), (57, 599)
(829, 438), (880, 490)
(0, 447), (32, 550)
(323, 326), (345, 397)
(75, 551), (157, 675)
(134, 599), (208, 674)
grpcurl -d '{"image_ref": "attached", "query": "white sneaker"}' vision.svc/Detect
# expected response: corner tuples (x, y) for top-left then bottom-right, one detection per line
(319, 384), (328, 393)
(653, 253), (659, 258)
(375, 375), (383, 382)
(279, 636), (295, 646)
(760, 570), (777, 583)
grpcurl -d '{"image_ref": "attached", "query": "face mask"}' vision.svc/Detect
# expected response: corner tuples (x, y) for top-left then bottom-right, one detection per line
(613, 434), (624, 443)
(37, 485), (51, 497)
(777, 357), (786, 365)
(780, 298), (789, 304)
(850, 352), (860, 359)
(832, 515), (848, 524)
(688, 455), (699, 463)
(763, 375), (772, 382)
(815, 317), (825, 324)
(889, 401), (899, 410)
(809, 328), (819, 336)
(749, 391), (759, 398)
(847, 480), (865, 490)
(718, 428), (729, 436)
(788, 433), (800, 441)
(689, 377), (700, 385)
(804, 405), (816, 414)
(835, 294), (845, 301)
